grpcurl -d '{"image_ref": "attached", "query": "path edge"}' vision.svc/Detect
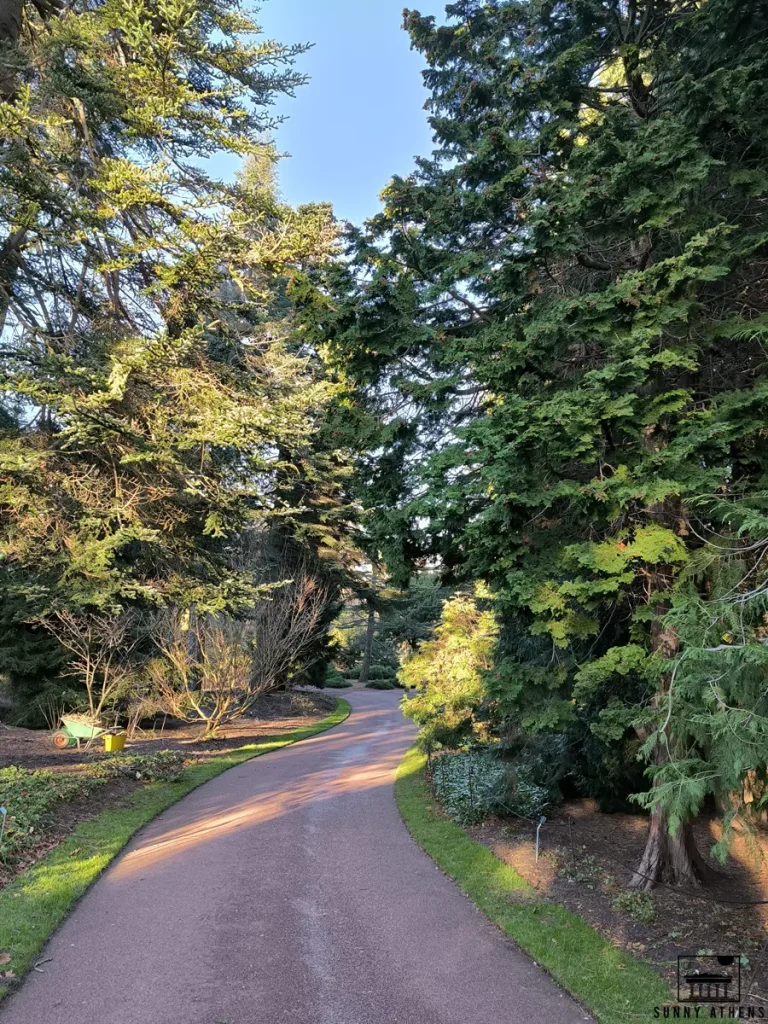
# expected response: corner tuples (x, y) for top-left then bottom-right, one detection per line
(0, 697), (351, 1000)
(394, 743), (672, 1024)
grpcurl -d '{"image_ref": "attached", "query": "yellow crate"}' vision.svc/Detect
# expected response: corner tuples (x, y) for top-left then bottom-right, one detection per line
(103, 733), (126, 753)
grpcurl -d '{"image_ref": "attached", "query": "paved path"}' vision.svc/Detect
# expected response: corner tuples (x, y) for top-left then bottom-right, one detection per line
(1, 691), (589, 1024)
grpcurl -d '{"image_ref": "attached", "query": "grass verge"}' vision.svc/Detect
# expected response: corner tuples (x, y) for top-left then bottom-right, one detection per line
(0, 697), (350, 1000)
(395, 744), (671, 1024)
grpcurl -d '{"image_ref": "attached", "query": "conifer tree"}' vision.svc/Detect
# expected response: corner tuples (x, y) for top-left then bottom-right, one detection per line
(0, 0), (355, 704)
(331, 0), (768, 886)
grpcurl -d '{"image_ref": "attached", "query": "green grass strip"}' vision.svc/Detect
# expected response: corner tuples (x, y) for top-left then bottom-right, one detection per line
(0, 697), (350, 999)
(395, 744), (672, 1024)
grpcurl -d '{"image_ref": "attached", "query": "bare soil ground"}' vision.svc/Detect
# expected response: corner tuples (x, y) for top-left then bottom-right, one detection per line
(470, 799), (768, 1009)
(0, 691), (336, 771)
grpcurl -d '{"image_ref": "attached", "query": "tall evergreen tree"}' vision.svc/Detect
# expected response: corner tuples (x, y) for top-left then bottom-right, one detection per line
(331, 0), (768, 886)
(0, 0), (355, 705)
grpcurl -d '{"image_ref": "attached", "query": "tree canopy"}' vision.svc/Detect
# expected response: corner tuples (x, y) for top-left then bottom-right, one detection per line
(327, 0), (768, 886)
(5, 0), (768, 891)
(0, 0), (359, 722)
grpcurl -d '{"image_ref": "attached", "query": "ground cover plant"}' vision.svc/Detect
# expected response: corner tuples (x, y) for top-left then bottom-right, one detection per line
(430, 751), (509, 825)
(0, 767), (103, 867)
(0, 752), (185, 869)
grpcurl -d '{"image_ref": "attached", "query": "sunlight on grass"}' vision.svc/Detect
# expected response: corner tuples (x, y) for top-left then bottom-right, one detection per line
(395, 744), (672, 1024)
(0, 698), (350, 998)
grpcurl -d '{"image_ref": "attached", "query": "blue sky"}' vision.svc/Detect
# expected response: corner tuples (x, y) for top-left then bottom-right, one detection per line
(256, 0), (440, 226)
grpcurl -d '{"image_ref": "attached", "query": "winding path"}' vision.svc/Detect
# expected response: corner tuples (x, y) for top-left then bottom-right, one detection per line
(1, 690), (589, 1024)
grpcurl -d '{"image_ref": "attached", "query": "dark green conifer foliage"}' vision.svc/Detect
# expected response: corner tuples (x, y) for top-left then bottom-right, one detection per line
(331, 0), (768, 885)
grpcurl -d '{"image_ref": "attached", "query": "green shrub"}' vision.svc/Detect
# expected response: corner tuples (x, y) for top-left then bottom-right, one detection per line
(346, 664), (361, 680)
(506, 766), (551, 819)
(612, 890), (655, 922)
(431, 750), (508, 824)
(93, 750), (186, 783)
(401, 588), (497, 750)
(368, 664), (396, 680)
(0, 767), (103, 865)
(365, 679), (398, 690)
(321, 664), (350, 688)
(499, 734), (564, 817)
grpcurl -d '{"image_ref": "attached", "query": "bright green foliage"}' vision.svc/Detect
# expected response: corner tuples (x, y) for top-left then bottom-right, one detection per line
(401, 587), (498, 750)
(332, 0), (768, 878)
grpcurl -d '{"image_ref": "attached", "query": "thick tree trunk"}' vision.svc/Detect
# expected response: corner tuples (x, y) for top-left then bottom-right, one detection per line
(0, 0), (63, 99)
(359, 602), (375, 686)
(0, 0), (22, 100)
(630, 745), (719, 890)
(0, 0), (22, 46)
(631, 603), (718, 889)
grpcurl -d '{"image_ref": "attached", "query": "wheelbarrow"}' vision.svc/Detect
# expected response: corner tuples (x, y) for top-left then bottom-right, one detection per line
(51, 716), (125, 752)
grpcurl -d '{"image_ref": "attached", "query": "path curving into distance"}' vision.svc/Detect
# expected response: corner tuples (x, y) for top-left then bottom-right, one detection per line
(1, 690), (589, 1024)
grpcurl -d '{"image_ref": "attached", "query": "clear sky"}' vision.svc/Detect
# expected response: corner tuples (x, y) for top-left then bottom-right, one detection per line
(256, 0), (440, 226)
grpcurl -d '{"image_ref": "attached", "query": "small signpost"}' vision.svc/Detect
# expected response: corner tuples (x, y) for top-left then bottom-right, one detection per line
(535, 815), (546, 862)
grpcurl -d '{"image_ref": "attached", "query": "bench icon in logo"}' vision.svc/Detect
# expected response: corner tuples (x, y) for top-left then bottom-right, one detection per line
(677, 954), (741, 1004)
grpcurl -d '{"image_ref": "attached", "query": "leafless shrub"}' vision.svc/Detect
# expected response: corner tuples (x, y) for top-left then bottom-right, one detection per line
(148, 556), (333, 737)
(148, 612), (258, 739)
(41, 610), (141, 724)
(248, 560), (333, 693)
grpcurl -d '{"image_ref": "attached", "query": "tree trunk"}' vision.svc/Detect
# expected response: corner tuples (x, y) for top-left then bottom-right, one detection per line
(0, 0), (22, 100)
(1, 0), (64, 99)
(359, 602), (375, 686)
(630, 745), (719, 890)
(0, 0), (22, 46)
(631, 598), (717, 889)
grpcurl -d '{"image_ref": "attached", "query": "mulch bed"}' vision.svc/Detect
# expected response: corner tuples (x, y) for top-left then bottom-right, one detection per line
(470, 799), (768, 1009)
(0, 691), (336, 772)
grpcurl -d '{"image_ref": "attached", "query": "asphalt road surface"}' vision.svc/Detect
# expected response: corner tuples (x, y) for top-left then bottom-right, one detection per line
(1, 690), (590, 1024)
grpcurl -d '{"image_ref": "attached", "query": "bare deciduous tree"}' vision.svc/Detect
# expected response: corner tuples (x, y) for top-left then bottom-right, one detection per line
(42, 610), (140, 723)
(248, 559), (333, 693)
(148, 613), (255, 740)
(149, 557), (333, 738)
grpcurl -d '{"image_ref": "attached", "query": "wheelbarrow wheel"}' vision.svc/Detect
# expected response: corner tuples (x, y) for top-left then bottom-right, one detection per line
(52, 730), (72, 749)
